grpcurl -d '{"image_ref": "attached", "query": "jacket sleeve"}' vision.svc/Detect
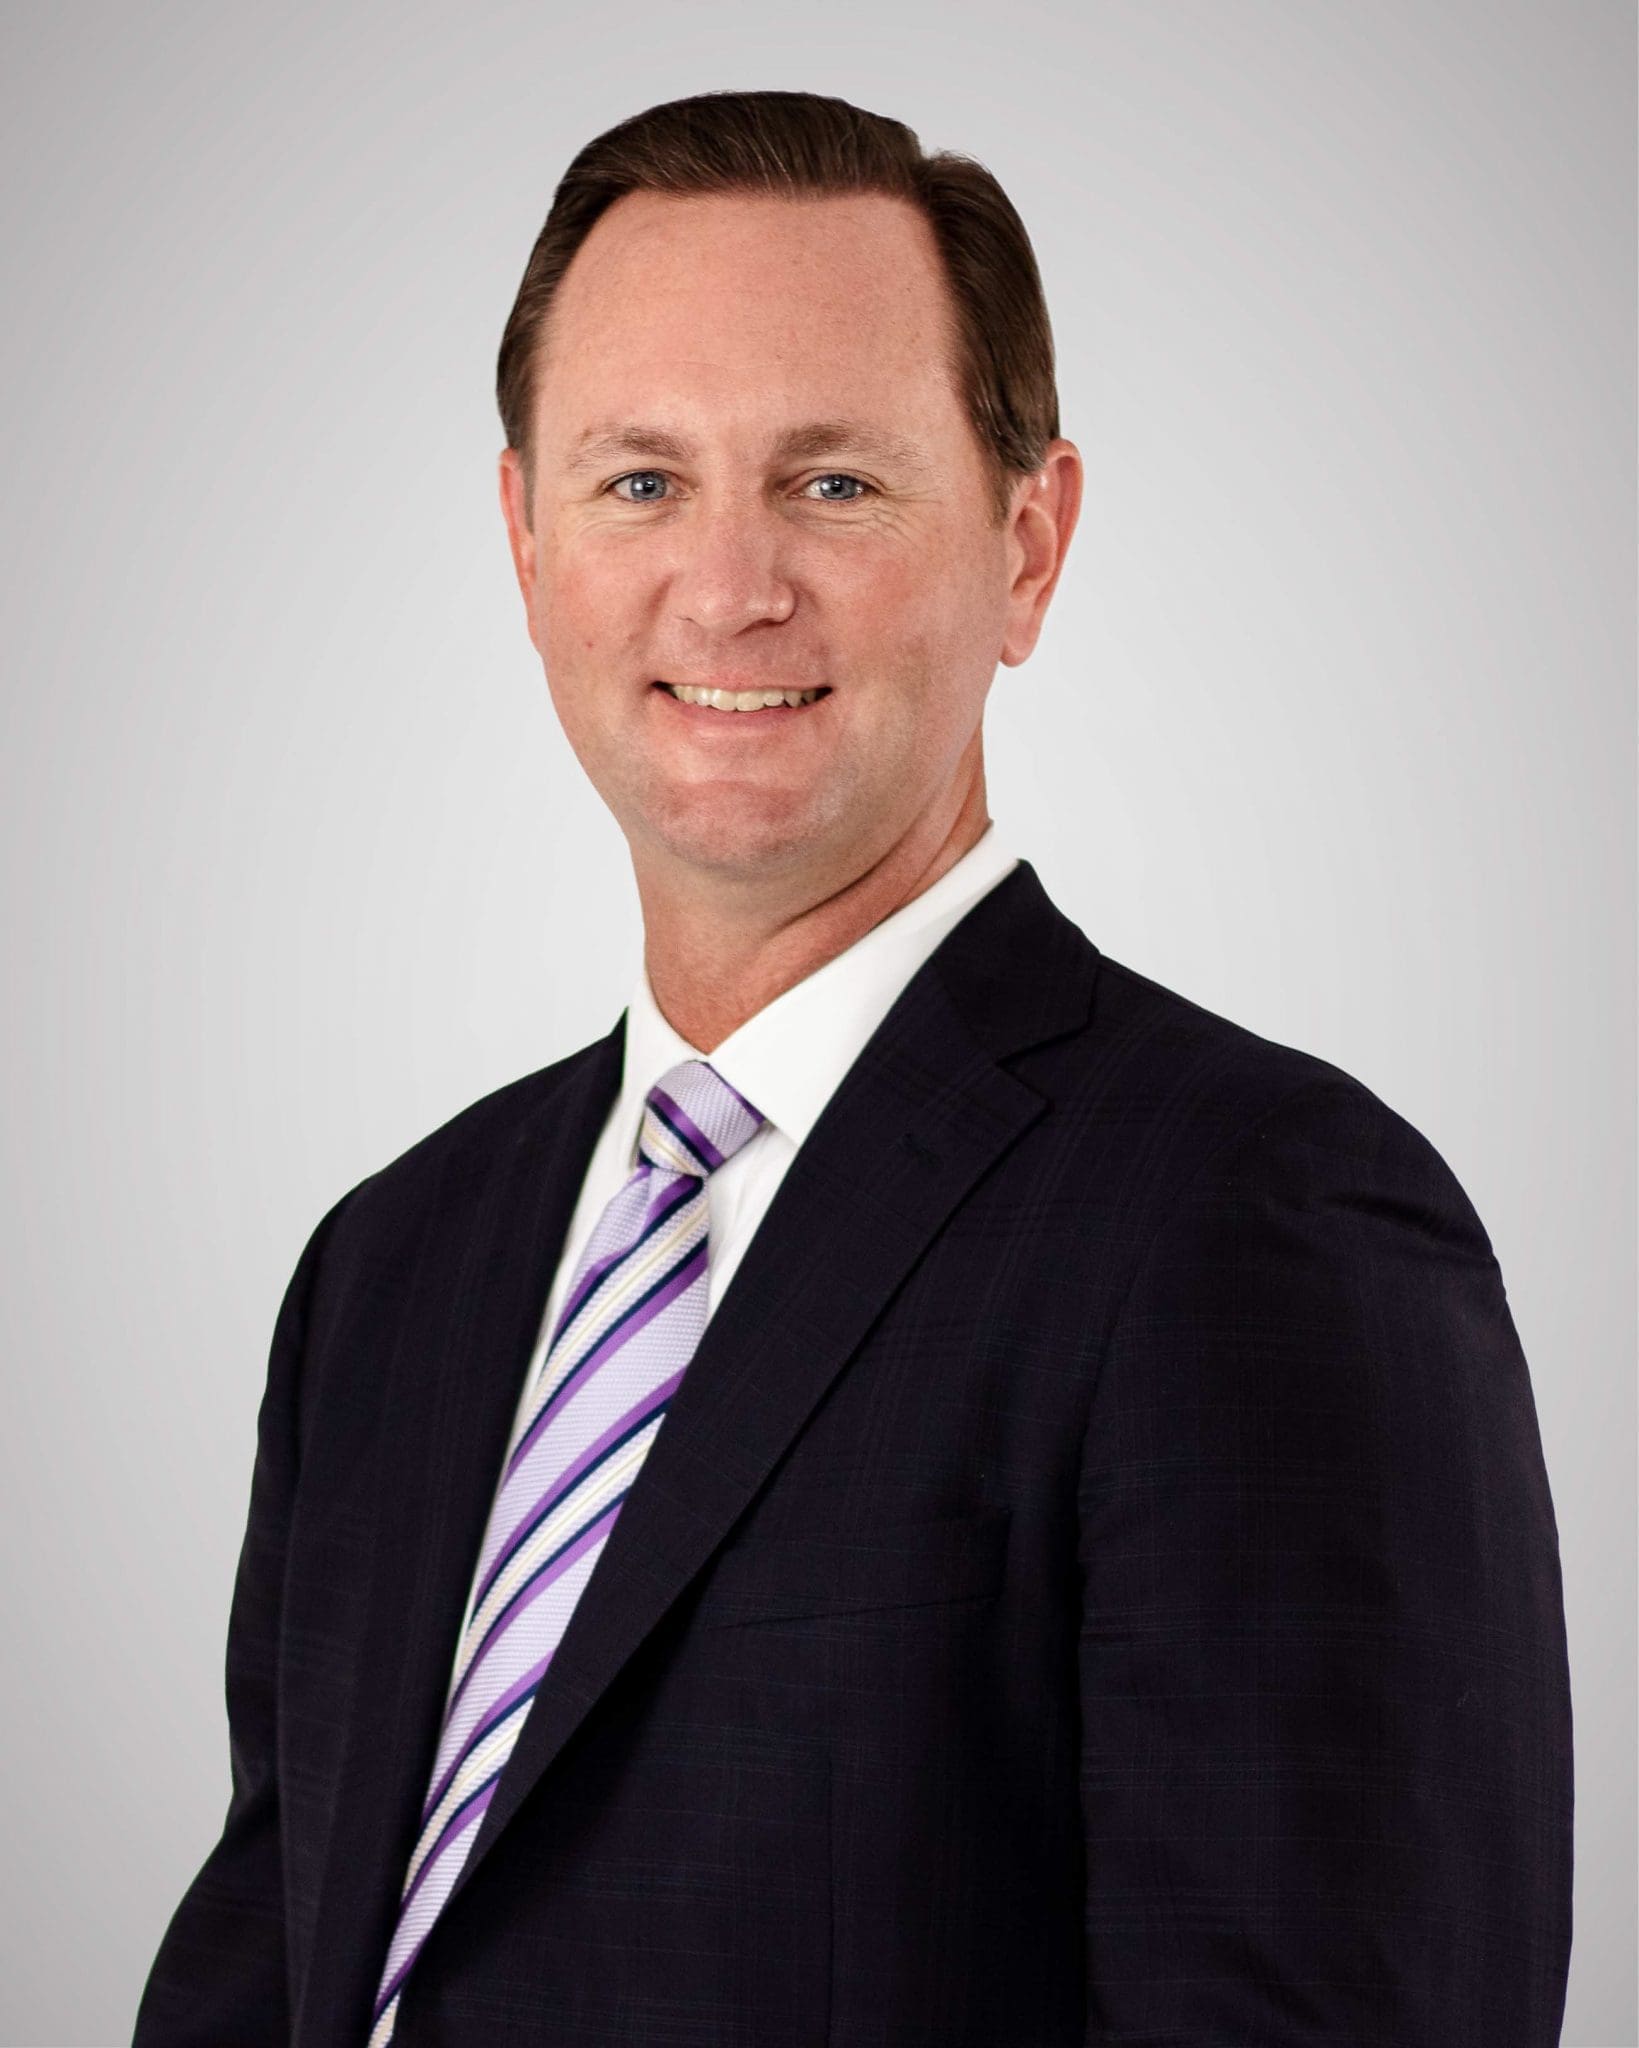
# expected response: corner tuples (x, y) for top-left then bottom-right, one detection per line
(1076, 1076), (1573, 2047)
(133, 1189), (353, 2047)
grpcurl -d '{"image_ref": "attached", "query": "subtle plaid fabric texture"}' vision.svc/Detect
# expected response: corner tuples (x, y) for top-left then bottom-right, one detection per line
(134, 862), (1573, 2048)
(368, 1061), (764, 2041)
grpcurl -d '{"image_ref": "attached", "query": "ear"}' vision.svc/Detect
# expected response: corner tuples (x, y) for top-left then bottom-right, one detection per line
(998, 439), (1083, 668)
(498, 446), (541, 650)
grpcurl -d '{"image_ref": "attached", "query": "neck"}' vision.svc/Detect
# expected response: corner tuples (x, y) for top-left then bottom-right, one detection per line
(636, 766), (990, 1052)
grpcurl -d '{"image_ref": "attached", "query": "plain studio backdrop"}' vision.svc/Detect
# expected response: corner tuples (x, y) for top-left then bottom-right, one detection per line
(1, 3), (1632, 2043)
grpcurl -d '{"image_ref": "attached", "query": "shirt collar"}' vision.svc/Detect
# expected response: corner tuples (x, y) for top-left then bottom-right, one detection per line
(616, 825), (1018, 1165)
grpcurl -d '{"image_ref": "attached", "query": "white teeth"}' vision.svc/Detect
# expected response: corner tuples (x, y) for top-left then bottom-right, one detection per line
(664, 684), (822, 710)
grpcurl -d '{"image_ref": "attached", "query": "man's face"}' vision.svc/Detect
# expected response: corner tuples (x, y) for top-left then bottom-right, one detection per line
(501, 188), (1070, 891)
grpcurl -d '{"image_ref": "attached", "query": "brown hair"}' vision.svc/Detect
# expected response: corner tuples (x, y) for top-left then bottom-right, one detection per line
(496, 89), (1059, 527)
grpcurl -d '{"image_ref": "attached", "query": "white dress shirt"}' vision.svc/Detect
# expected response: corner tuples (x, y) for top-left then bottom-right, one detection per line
(443, 826), (1018, 1682)
(544, 822), (1018, 1343)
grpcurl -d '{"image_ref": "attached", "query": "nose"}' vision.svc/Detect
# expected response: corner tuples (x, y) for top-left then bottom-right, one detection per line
(670, 492), (797, 634)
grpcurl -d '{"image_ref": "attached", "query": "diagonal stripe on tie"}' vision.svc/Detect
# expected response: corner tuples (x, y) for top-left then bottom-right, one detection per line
(366, 1057), (766, 2045)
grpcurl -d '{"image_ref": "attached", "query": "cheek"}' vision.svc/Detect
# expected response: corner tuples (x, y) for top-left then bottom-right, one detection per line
(828, 552), (948, 665)
(539, 549), (636, 686)
(834, 545), (997, 697)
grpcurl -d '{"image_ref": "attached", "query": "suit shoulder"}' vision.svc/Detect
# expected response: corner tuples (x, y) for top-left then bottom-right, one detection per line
(1081, 950), (1492, 1256)
(314, 1030), (619, 1239)
(1069, 943), (1361, 1118)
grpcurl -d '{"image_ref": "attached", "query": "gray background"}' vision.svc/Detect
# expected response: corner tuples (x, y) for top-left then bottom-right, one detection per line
(2, 2), (1632, 2042)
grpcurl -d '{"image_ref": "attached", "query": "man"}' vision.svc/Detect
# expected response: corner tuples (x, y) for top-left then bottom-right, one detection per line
(135, 88), (1573, 2047)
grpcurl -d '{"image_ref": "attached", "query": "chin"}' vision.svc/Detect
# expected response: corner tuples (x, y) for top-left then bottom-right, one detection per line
(639, 787), (845, 876)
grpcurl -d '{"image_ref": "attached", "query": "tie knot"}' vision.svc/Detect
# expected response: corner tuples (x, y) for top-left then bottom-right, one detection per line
(637, 1059), (765, 1180)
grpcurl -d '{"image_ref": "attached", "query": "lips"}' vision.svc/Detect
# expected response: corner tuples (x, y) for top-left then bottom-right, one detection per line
(653, 682), (831, 713)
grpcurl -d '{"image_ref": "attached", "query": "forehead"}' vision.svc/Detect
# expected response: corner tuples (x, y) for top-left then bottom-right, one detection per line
(533, 189), (967, 450)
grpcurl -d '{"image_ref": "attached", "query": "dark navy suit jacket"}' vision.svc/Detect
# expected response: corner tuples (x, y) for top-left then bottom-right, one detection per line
(134, 861), (1573, 2046)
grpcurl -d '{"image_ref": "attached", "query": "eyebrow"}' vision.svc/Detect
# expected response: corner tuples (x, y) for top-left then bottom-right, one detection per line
(561, 418), (931, 476)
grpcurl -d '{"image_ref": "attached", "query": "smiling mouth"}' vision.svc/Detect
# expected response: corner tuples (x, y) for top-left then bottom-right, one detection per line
(655, 682), (830, 712)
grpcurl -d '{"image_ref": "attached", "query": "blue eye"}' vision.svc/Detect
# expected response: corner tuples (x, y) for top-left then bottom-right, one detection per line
(606, 470), (871, 504)
(806, 474), (869, 501)
(609, 471), (669, 502)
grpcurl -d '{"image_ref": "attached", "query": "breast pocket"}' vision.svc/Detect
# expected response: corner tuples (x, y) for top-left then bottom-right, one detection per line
(696, 1505), (1012, 1628)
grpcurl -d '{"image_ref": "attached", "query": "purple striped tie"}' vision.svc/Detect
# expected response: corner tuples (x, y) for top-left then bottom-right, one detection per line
(368, 1058), (766, 2043)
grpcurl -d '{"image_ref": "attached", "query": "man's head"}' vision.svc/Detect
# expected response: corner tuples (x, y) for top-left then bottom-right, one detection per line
(497, 90), (1081, 904)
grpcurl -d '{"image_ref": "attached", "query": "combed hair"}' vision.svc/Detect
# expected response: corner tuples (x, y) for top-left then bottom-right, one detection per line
(496, 89), (1059, 526)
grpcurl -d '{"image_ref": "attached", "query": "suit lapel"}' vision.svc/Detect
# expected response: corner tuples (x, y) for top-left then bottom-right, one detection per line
(296, 1020), (625, 2047)
(438, 860), (1100, 1924)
